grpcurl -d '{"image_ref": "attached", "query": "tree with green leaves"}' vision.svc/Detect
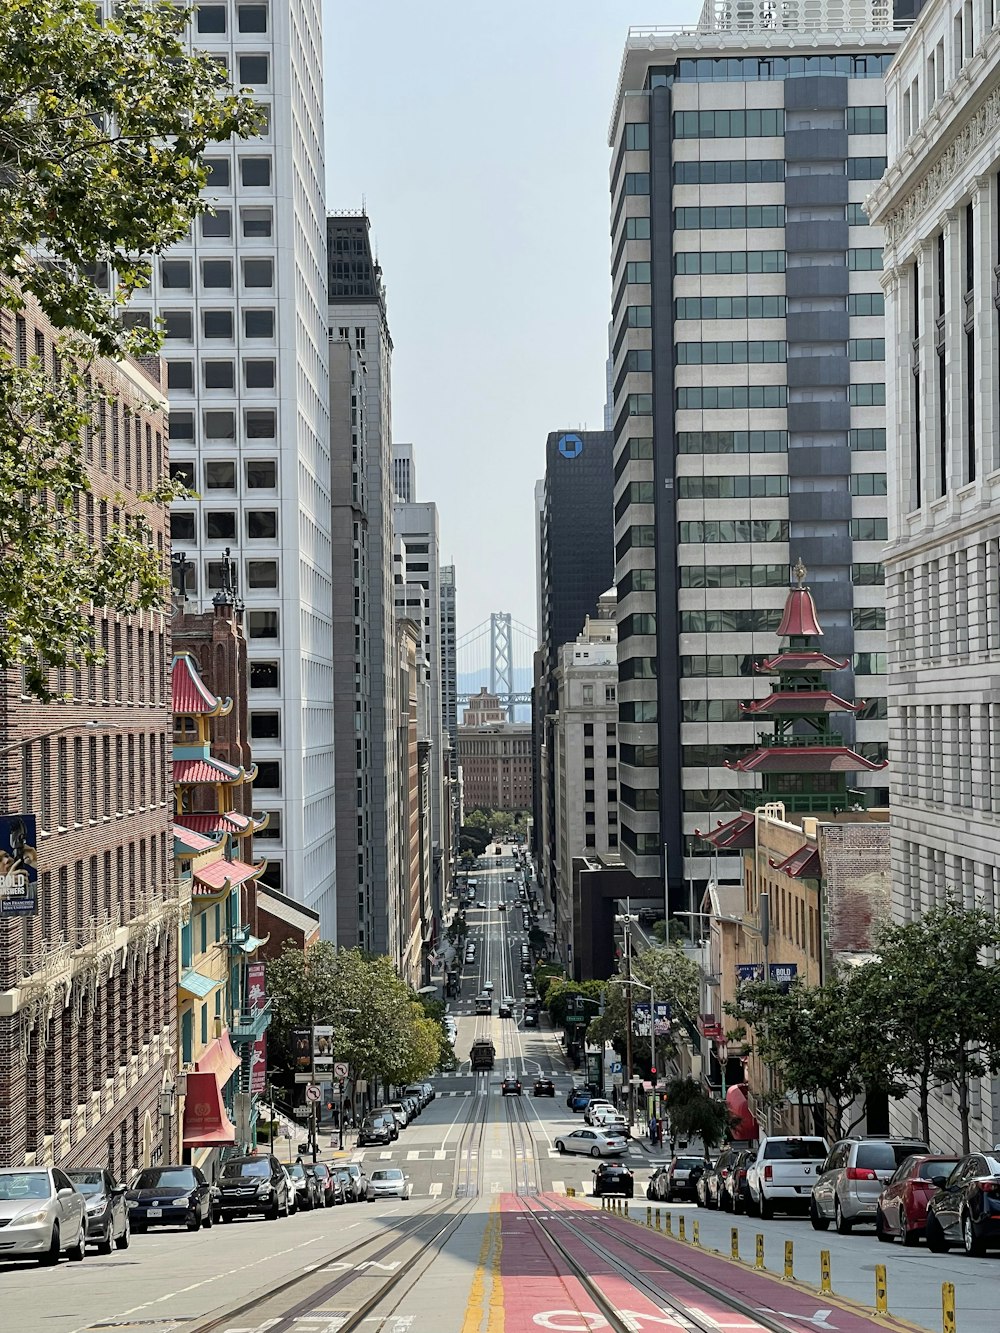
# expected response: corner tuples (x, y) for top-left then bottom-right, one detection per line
(868, 900), (1000, 1151)
(663, 1077), (732, 1150)
(545, 978), (604, 1030)
(587, 944), (701, 1071)
(0, 0), (260, 694)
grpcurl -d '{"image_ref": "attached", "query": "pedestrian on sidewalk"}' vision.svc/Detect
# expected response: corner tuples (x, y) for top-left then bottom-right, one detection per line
(649, 1114), (659, 1148)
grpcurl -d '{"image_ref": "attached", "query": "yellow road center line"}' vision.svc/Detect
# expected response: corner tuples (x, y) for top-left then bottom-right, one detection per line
(461, 1204), (500, 1333)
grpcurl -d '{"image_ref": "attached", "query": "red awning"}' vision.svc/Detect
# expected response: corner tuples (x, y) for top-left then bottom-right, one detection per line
(726, 1082), (760, 1143)
(182, 1071), (237, 1147)
(195, 1031), (241, 1084)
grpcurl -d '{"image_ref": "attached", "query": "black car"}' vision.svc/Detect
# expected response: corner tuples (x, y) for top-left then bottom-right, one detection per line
(593, 1162), (634, 1197)
(720, 1150), (754, 1213)
(358, 1113), (396, 1146)
(66, 1167), (130, 1253)
(309, 1161), (343, 1206)
(332, 1166), (363, 1202)
(216, 1155), (291, 1221)
(501, 1077), (522, 1096)
(533, 1078), (555, 1097)
(697, 1149), (737, 1210)
(661, 1155), (708, 1204)
(286, 1160), (322, 1210)
(926, 1151), (1000, 1256)
(126, 1165), (213, 1232)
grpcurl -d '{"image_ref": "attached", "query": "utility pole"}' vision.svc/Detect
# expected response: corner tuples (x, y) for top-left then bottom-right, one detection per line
(623, 920), (634, 1128)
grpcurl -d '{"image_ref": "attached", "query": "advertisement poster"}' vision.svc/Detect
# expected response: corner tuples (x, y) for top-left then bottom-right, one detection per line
(632, 1000), (671, 1038)
(250, 1032), (267, 1095)
(313, 1023), (334, 1076)
(0, 814), (38, 917)
(292, 1028), (312, 1079)
(736, 962), (799, 994)
(247, 961), (266, 1012)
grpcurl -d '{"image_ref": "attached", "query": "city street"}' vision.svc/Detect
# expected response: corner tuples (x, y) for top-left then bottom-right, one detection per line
(1, 854), (994, 1332)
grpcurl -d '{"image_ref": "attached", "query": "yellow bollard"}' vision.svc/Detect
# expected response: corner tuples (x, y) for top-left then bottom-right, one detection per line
(678, 1215), (686, 1241)
(646, 1205), (652, 1227)
(731, 1227), (740, 1262)
(624, 1201), (629, 1220)
(655, 1210), (662, 1232)
(875, 1264), (887, 1315)
(942, 1282), (956, 1333)
(820, 1250), (832, 1295)
(755, 1233), (765, 1271)
(567, 1186), (575, 1198)
(692, 1219), (700, 1248)
(783, 1240), (794, 1281)
(665, 1211), (673, 1235)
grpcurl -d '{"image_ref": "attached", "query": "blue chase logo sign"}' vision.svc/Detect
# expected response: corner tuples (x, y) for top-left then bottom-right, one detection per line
(557, 433), (583, 459)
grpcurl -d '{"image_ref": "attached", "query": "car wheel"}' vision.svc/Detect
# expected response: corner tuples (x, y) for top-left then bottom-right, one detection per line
(67, 1223), (86, 1262)
(115, 1221), (130, 1251)
(875, 1207), (894, 1243)
(646, 1185), (655, 1200)
(900, 1209), (920, 1248)
(809, 1198), (830, 1231)
(97, 1221), (114, 1256)
(204, 1205), (213, 1229)
(962, 1211), (986, 1257)
(834, 1198), (852, 1235)
(556, 1140), (566, 1154)
(591, 1147), (601, 1159)
(759, 1195), (774, 1221)
(745, 1190), (759, 1218)
(187, 1213), (201, 1232)
(721, 1189), (732, 1213)
(39, 1226), (60, 1266)
(268, 1197), (281, 1220)
(926, 1213), (949, 1253)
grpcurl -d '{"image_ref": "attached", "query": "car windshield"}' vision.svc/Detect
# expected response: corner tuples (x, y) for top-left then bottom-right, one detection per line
(857, 1143), (925, 1170)
(916, 1159), (960, 1180)
(372, 1170), (403, 1181)
(763, 1139), (827, 1160)
(133, 1168), (194, 1189)
(675, 1157), (704, 1170)
(289, 1164), (306, 1179)
(0, 1172), (51, 1200)
(222, 1160), (270, 1178)
(312, 1164), (330, 1178)
(66, 1171), (106, 1195)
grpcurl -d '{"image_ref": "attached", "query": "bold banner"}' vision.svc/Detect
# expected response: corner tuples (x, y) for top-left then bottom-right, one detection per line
(633, 1000), (672, 1038)
(292, 1028), (312, 1076)
(0, 814), (38, 917)
(736, 962), (799, 994)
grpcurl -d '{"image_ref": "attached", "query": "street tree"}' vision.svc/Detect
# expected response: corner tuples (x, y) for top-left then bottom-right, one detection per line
(545, 978), (603, 1030)
(662, 1078), (732, 1150)
(587, 944), (701, 1070)
(0, 0), (260, 695)
(870, 900), (1000, 1151)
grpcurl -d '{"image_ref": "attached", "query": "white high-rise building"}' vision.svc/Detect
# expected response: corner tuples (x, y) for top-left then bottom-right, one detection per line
(131, 0), (334, 928)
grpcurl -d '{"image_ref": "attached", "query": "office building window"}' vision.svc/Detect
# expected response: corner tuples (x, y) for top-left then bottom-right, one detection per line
(169, 411), (194, 441)
(243, 258), (273, 288)
(250, 661), (280, 689)
(676, 385), (787, 410)
(851, 563), (885, 584)
(675, 250), (785, 274)
(163, 310), (193, 340)
(240, 156), (272, 187)
(677, 430), (787, 454)
(675, 295), (785, 320)
(246, 458), (277, 488)
(678, 519), (788, 543)
(673, 158), (784, 184)
(201, 208), (232, 238)
(196, 4), (226, 31)
(848, 384), (887, 406)
(850, 518), (888, 541)
(238, 54), (269, 84)
(246, 511), (277, 540)
(678, 475), (787, 499)
(673, 108), (783, 137)
(850, 473), (887, 495)
(203, 360), (235, 389)
(848, 338), (886, 361)
(846, 106), (887, 134)
(247, 560), (278, 588)
(160, 259), (191, 289)
(680, 564), (789, 588)
(247, 610), (279, 639)
(676, 341), (786, 365)
(203, 309), (234, 339)
(246, 409), (276, 438)
(245, 359), (276, 388)
(170, 512), (195, 543)
(170, 460), (194, 487)
(241, 206), (272, 237)
(674, 205), (784, 229)
(166, 360), (193, 390)
(238, 3), (268, 32)
(204, 460), (236, 490)
(250, 711), (281, 739)
(624, 216), (651, 239)
(244, 309), (275, 338)
(847, 292), (885, 316)
(203, 157), (231, 188)
(848, 156), (888, 179)
(205, 511), (236, 541)
(254, 760), (281, 789)
(624, 172), (650, 194)
(848, 248), (883, 270)
(624, 122), (649, 149)
(204, 410), (236, 439)
(202, 258), (233, 288)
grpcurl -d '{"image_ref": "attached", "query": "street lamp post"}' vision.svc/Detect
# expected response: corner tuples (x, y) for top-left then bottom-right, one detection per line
(609, 975), (657, 1133)
(614, 909), (639, 1126)
(0, 718), (122, 760)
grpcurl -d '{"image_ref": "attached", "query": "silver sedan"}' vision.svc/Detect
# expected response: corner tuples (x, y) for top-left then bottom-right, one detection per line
(0, 1167), (87, 1264)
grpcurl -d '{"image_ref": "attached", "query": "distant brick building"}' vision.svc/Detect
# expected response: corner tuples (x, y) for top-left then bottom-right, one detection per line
(457, 722), (533, 814)
(0, 298), (175, 1173)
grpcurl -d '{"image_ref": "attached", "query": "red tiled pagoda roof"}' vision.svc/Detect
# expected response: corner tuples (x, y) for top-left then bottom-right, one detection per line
(777, 586), (823, 639)
(171, 652), (231, 717)
(173, 824), (219, 854)
(757, 651), (850, 673)
(174, 756), (245, 785)
(726, 746), (888, 774)
(177, 811), (257, 836)
(193, 857), (262, 894)
(694, 811), (756, 849)
(769, 844), (822, 878)
(741, 691), (863, 716)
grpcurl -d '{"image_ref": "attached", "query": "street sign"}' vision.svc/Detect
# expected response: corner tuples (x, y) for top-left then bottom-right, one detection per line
(305, 1083), (321, 1103)
(333, 1061), (349, 1079)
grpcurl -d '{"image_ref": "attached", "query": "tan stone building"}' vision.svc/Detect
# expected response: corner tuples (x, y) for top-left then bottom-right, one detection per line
(457, 721), (533, 814)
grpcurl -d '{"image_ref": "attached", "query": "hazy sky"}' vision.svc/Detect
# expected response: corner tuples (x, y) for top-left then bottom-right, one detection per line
(324, 2), (701, 649)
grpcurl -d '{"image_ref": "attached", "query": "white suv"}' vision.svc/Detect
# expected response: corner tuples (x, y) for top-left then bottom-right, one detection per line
(583, 1100), (618, 1125)
(745, 1134), (829, 1219)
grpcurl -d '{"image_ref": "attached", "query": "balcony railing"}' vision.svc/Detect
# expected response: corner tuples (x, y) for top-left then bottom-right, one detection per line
(229, 999), (272, 1043)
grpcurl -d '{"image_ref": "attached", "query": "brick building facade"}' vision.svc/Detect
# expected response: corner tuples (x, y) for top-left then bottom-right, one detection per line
(457, 722), (533, 814)
(0, 300), (175, 1173)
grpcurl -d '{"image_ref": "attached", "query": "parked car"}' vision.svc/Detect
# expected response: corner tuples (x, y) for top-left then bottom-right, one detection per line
(498, 901), (507, 911)
(309, 1162), (340, 1207)
(400, 1095), (420, 1121)
(420, 1082), (435, 1104)
(811, 1137), (929, 1234)
(216, 1155), (291, 1221)
(697, 1147), (739, 1210)
(721, 1150), (754, 1214)
(287, 1160), (322, 1210)
(499, 997), (514, 1018)
(590, 1107), (630, 1136)
(404, 1084), (430, 1110)
(332, 1166), (362, 1202)
(583, 1100), (618, 1126)
(533, 1078), (555, 1097)
(358, 1112), (397, 1146)
(568, 1090), (592, 1113)
(126, 1164), (213, 1232)
(646, 1166), (670, 1201)
(0, 1167), (86, 1264)
(554, 1128), (628, 1158)
(501, 1076), (522, 1096)
(382, 1103), (409, 1131)
(592, 1162), (634, 1197)
(367, 1168), (410, 1201)
(876, 1154), (962, 1246)
(745, 1135), (829, 1219)
(925, 1152), (1000, 1256)
(341, 1162), (370, 1203)
(661, 1155), (708, 1204)
(66, 1168), (129, 1253)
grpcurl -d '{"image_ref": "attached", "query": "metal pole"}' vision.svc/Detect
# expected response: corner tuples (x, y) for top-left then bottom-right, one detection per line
(338, 1081), (345, 1152)
(624, 922), (634, 1127)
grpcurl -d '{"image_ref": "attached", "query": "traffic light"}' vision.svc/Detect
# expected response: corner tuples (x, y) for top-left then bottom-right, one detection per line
(649, 1066), (658, 1088)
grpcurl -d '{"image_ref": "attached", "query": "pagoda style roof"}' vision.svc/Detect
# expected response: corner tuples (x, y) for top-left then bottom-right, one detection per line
(727, 747), (888, 774)
(769, 843), (821, 878)
(173, 824), (220, 855)
(177, 811), (266, 836)
(694, 811), (756, 850)
(741, 691), (863, 716)
(193, 857), (264, 895)
(174, 755), (247, 785)
(172, 652), (233, 717)
(777, 584), (824, 638)
(757, 650), (849, 673)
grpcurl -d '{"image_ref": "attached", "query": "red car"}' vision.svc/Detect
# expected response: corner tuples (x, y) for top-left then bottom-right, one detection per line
(876, 1154), (961, 1246)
